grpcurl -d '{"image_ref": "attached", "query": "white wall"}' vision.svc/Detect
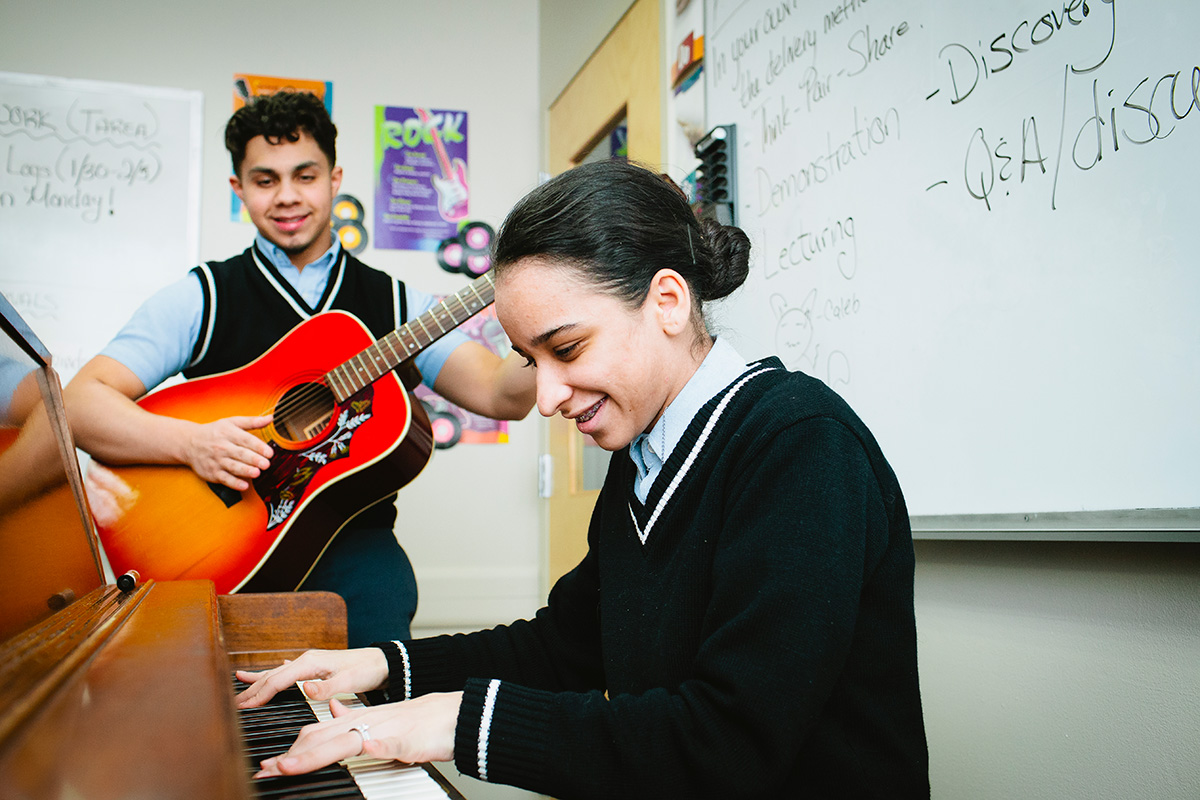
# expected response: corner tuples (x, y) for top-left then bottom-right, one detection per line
(0, 0), (545, 634)
(917, 540), (1200, 799)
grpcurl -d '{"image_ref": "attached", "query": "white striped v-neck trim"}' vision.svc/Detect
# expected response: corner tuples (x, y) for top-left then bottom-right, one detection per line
(187, 263), (218, 368)
(630, 365), (777, 545)
(250, 247), (347, 318)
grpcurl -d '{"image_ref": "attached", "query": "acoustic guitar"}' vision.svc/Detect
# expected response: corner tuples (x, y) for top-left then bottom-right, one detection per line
(93, 271), (496, 594)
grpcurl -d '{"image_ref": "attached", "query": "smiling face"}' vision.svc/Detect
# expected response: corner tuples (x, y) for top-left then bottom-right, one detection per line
(496, 259), (703, 452)
(230, 130), (342, 268)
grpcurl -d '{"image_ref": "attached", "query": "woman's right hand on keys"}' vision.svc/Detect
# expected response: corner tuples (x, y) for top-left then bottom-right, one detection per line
(235, 647), (389, 708)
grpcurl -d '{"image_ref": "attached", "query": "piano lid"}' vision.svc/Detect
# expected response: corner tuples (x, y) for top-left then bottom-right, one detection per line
(0, 290), (105, 642)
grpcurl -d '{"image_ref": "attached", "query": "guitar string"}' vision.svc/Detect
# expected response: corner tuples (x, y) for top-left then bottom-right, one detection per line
(256, 273), (495, 441)
(266, 336), (398, 427)
(270, 289), (491, 425)
(259, 336), (429, 440)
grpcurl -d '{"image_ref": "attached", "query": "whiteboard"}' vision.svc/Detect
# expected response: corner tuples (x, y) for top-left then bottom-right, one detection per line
(704, 1), (1199, 518)
(0, 72), (202, 382)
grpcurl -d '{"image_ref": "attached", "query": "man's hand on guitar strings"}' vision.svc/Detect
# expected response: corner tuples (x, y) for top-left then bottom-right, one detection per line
(235, 647), (389, 709)
(183, 414), (274, 491)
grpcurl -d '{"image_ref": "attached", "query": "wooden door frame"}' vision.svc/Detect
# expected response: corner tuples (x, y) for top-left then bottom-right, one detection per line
(544, 0), (662, 586)
(549, 0), (662, 172)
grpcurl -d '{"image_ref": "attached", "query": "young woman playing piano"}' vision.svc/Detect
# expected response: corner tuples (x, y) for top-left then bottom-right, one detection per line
(237, 159), (930, 798)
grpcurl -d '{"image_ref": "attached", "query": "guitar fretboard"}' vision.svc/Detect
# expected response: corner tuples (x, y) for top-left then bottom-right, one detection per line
(325, 271), (496, 402)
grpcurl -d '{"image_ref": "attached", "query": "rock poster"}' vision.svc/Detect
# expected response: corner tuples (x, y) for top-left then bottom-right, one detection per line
(374, 106), (469, 251)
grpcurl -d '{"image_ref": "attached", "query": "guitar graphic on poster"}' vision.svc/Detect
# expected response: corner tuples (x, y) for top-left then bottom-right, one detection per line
(92, 272), (496, 595)
(417, 107), (469, 223)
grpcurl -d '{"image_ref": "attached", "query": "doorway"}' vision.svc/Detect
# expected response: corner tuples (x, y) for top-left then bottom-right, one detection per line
(543, 0), (662, 585)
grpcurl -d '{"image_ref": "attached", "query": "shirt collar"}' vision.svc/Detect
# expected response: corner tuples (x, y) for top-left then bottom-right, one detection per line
(254, 232), (341, 280)
(629, 337), (748, 479)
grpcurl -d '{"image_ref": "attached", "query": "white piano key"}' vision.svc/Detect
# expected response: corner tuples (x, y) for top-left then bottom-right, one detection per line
(300, 685), (456, 799)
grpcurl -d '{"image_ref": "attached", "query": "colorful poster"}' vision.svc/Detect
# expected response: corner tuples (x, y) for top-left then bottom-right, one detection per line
(374, 106), (469, 251)
(230, 74), (333, 222)
(412, 306), (508, 446)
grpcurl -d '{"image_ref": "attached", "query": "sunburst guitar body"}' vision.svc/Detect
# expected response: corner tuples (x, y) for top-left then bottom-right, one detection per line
(94, 271), (496, 594)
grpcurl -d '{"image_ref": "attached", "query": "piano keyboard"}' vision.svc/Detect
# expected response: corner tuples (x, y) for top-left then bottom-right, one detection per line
(235, 678), (462, 799)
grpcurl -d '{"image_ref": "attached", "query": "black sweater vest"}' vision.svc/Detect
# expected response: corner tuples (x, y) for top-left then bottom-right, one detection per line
(183, 245), (405, 379)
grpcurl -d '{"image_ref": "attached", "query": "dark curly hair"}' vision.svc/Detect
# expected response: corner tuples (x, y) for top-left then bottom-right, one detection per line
(225, 91), (336, 176)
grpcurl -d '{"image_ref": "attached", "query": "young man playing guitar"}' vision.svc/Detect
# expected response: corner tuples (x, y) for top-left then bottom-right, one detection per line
(64, 91), (535, 647)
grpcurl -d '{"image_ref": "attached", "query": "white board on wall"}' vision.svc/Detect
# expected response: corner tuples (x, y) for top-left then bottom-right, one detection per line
(702, 1), (1200, 520)
(0, 72), (202, 381)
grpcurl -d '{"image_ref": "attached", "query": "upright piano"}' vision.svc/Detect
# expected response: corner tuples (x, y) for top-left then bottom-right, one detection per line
(0, 294), (465, 799)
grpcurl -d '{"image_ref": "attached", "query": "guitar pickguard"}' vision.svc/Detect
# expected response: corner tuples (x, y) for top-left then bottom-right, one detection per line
(255, 387), (375, 530)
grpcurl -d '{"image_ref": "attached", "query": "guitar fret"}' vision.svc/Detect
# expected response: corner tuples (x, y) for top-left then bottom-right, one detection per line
(382, 335), (402, 365)
(332, 273), (499, 395)
(394, 331), (411, 358)
(327, 367), (346, 400)
(467, 283), (486, 307)
(355, 353), (373, 381)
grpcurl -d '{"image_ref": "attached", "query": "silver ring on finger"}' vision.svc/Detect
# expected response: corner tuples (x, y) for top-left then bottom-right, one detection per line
(349, 723), (371, 755)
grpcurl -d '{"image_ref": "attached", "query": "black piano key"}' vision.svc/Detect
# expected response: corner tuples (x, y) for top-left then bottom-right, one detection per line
(253, 771), (365, 799)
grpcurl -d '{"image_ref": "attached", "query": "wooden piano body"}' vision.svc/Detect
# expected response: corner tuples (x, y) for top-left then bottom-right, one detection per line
(1, 580), (258, 799)
(0, 295), (464, 799)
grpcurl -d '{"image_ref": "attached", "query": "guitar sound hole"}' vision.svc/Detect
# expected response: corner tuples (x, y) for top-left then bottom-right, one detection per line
(275, 383), (336, 444)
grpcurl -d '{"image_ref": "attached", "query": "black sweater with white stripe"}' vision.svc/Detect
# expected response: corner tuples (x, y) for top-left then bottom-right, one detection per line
(392, 359), (929, 798)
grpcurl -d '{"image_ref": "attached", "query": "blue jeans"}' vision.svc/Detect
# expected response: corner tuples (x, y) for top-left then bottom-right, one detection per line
(299, 525), (418, 647)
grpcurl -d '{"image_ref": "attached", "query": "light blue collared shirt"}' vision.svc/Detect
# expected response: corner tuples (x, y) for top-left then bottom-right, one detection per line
(629, 337), (748, 502)
(100, 234), (467, 391)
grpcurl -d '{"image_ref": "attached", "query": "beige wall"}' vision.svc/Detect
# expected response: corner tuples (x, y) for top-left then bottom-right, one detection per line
(538, 0), (636, 117)
(537, 0), (637, 174)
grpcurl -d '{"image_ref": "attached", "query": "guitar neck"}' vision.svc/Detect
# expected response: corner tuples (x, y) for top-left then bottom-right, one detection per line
(326, 271), (495, 402)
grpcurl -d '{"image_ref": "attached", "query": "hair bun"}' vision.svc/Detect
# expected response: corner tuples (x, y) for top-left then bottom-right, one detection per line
(698, 218), (751, 302)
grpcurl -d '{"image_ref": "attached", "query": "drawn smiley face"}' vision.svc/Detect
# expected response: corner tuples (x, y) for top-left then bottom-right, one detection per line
(771, 290), (817, 367)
